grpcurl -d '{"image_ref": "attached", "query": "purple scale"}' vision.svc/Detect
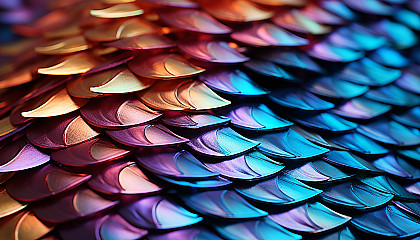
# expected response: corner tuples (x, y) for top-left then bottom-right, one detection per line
(222, 104), (293, 131)
(106, 124), (189, 147)
(287, 160), (352, 182)
(0, 138), (49, 172)
(119, 195), (202, 230)
(33, 188), (119, 223)
(80, 95), (161, 129)
(268, 202), (351, 233)
(51, 138), (131, 167)
(26, 113), (100, 149)
(204, 151), (284, 180)
(231, 22), (309, 47)
(137, 148), (218, 178)
(395, 71), (420, 95)
(187, 127), (259, 157)
(331, 96), (392, 120)
(199, 68), (269, 96)
(179, 41), (249, 63)
(59, 214), (147, 240)
(158, 9), (231, 34)
(161, 112), (229, 129)
(7, 164), (91, 201)
(88, 161), (162, 195)
(308, 41), (365, 63)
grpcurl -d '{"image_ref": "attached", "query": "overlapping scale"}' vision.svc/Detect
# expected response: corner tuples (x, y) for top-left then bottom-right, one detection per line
(398, 147), (420, 162)
(252, 129), (329, 159)
(214, 218), (302, 240)
(244, 59), (298, 83)
(307, 76), (369, 99)
(148, 227), (222, 240)
(292, 112), (357, 132)
(199, 69), (269, 96)
(179, 40), (249, 63)
(261, 50), (324, 74)
(187, 127), (259, 157)
(37, 53), (99, 75)
(337, 58), (401, 86)
(231, 22), (309, 47)
(80, 95), (161, 128)
(157, 175), (231, 188)
(67, 67), (153, 98)
(7, 164), (91, 201)
(59, 214), (148, 240)
(270, 88), (334, 111)
(236, 174), (321, 205)
(328, 25), (386, 51)
(300, 2), (347, 25)
(395, 71), (420, 95)
(88, 161), (162, 194)
(373, 154), (420, 179)
(181, 190), (268, 219)
(137, 148), (218, 178)
(0, 138), (50, 172)
(32, 188), (118, 223)
(158, 9), (231, 34)
(106, 124), (188, 147)
(308, 41), (364, 63)
(0, 188), (27, 218)
(351, 205), (420, 238)
(373, 19), (418, 50)
(323, 151), (382, 173)
(51, 138), (130, 167)
(287, 160), (352, 182)
(119, 195), (202, 229)
(12, 88), (88, 119)
(356, 119), (420, 146)
(321, 181), (393, 210)
(162, 112), (229, 129)
(330, 132), (389, 157)
(202, 0), (274, 22)
(272, 9), (332, 35)
(204, 151), (284, 180)
(222, 104), (293, 131)
(268, 202), (351, 233)
(1, 0), (420, 239)
(26, 114), (100, 149)
(0, 211), (54, 240)
(89, 3), (144, 19)
(84, 18), (158, 42)
(331, 96), (392, 120)
(128, 53), (205, 79)
(370, 47), (410, 68)
(343, 0), (393, 15)
(360, 175), (417, 200)
(104, 34), (175, 50)
(35, 36), (89, 55)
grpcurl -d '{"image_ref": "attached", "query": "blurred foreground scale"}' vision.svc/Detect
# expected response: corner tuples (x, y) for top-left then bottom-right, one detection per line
(0, 0), (419, 239)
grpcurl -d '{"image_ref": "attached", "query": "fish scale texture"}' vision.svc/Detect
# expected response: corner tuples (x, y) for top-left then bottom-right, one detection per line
(0, 0), (419, 239)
